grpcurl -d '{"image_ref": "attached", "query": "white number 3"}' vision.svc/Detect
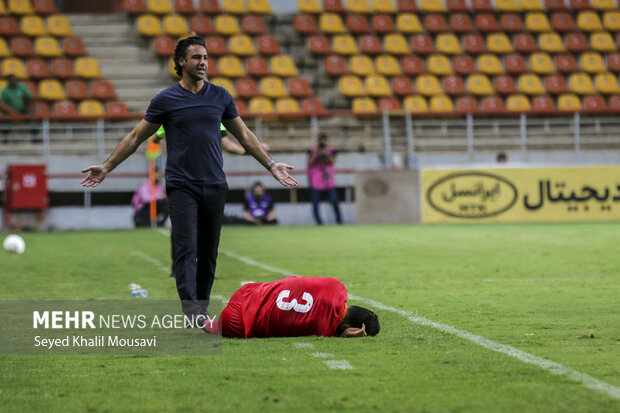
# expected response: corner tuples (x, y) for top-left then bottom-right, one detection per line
(276, 290), (314, 313)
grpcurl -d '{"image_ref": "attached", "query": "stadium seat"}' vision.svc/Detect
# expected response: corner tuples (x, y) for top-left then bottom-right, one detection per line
(214, 15), (240, 35)
(21, 15), (46, 36)
(555, 54), (579, 72)
(463, 34), (488, 54)
(513, 33), (538, 53)
(577, 11), (603, 31)
(346, 14), (369, 34)
(410, 34), (435, 54)
(75, 57), (102, 79)
(153, 35), (175, 57)
(62, 37), (87, 57)
(383, 33), (410, 55)
(521, 0), (544, 10)
(429, 95), (454, 112)
(257, 35), (281, 55)
(365, 74), (391, 96)
(229, 34), (257, 56)
(147, 0), (173, 14)
(350, 54), (374, 76)
(319, 13), (346, 34)
(453, 55), (476, 74)
(47, 14), (73, 37)
(475, 14), (499, 32)
(0, 16), (21, 36)
(569, 72), (596, 94)
(493, 74), (518, 94)
(401, 55), (426, 74)
(210, 76), (236, 97)
(424, 14), (448, 33)
(218, 55), (246, 77)
(294, 14), (318, 34)
(298, 0), (322, 13)
(235, 77), (259, 98)
(124, 0), (148, 14)
(594, 72), (620, 93)
(477, 54), (505, 75)
(525, 12), (551, 32)
(590, 32), (617, 51)
(34, 36), (62, 58)
(427, 54), (453, 75)
(2, 57), (27, 78)
(53, 100), (77, 117)
(26, 58), (49, 79)
(137, 14), (164, 37)
(443, 74), (466, 95)
(78, 99), (105, 116)
(248, 0), (272, 14)
(372, 14), (395, 33)
(338, 75), (366, 96)
(323, 0), (346, 13)
(308, 35), (331, 54)
(222, 0), (247, 14)
(557, 93), (582, 110)
(403, 95), (429, 112)
(106, 101), (130, 116)
(288, 77), (313, 97)
(545, 0), (568, 10)
(33, 0), (57, 14)
(359, 35), (383, 54)
(301, 97), (326, 114)
(38, 78), (65, 100)
(607, 52), (620, 72)
(506, 94), (532, 111)
(30, 100), (50, 117)
(373, 0), (396, 12)
(566, 32), (590, 52)
(609, 94), (620, 110)
(449, 13), (474, 33)
(551, 12), (577, 32)
(378, 97), (401, 112)
(487, 33), (514, 53)
(259, 76), (287, 98)
(518, 73), (545, 94)
(8, 0), (33, 14)
(570, 0), (593, 9)
(10, 37), (34, 57)
(420, 0), (446, 12)
(375, 54), (401, 76)
(496, 0), (520, 11)
(455, 96), (478, 112)
(175, 0), (196, 14)
(446, 0), (468, 11)
(545, 74), (569, 93)
(466, 74), (494, 95)
(325, 54), (348, 75)
(398, 0), (419, 11)
(200, 0), (222, 14)
(391, 76), (415, 95)
(91, 80), (116, 100)
(396, 13), (423, 33)
(603, 11), (620, 31)
(532, 95), (555, 112)
(270, 55), (298, 77)
(348, 0), (372, 13)
(332, 34), (359, 55)
(65, 80), (89, 100)
(207, 56), (219, 77)
(592, 0), (616, 9)
(352, 97), (378, 113)
(276, 97), (301, 115)
(529, 52), (556, 74)
(500, 13), (525, 32)
(583, 94), (607, 110)
(0, 38), (9, 57)
(163, 14), (189, 36)
(471, 0), (493, 10)
(416, 74), (442, 95)
(481, 96), (505, 112)
(204, 36), (228, 55)
(168, 56), (180, 78)
(580, 52), (606, 73)
(539, 32), (566, 53)
(436, 33), (462, 55)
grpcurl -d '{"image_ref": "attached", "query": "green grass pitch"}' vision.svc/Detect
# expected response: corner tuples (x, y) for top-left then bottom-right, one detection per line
(1, 223), (619, 412)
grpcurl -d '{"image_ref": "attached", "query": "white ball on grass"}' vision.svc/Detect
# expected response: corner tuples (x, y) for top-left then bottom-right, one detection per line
(3, 234), (26, 254)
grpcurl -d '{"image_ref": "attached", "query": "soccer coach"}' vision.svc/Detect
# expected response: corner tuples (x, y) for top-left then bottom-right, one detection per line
(81, 36), (298, 320)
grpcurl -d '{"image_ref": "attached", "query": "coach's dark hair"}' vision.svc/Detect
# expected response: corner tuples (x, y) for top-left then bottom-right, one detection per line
(343, 305), (380, 336)
(173, 36), (207, 77)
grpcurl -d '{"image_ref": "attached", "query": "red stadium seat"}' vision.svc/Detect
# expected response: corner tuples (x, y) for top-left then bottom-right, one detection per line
(62, 37), (88, 57)
(372, 14), (395, 33)
(555, 54), (579, 72)
(235, 78), (259, 98)
(257, 35), (281, 55)
(481, 96), (506, 112)
(175, 0), (196, 14)
(551, 12), (576, 32)
(301, 97), (326, 114)
(26, 58), (50, 79)
(106, 101), (130, 116)
(500, 13), (525, 32)
(294, 14), (318, 34)
(32, 101), (51, 117)
(53, 100), (78, 117)
(513, 33), (539, 53)
(449, 13), (474, 33)
(242, 15), (267, 35)
(446, 0), (468, 11)
(207, 57), (219, 77)
(607, 53), (620, 72)
(401, 55), (426, 74)
(583, 94), (607, 111)
(309, 35), (331, 54)
(33, 0), (57, 14)
(324, 55), (348, 75)
(345, 14), (369, 34)
(246, 56), (270, 76)
(493, 74), (518, 94)
(609, 95), (620, 110)
(453, 55), (476, 74)
(455, 96), (479, 112)
(234, 99), (248, 116)
(398, 0), (419, 11)
(424, 14), (449, 33)
(378, 97), (401, 111)
(323, 0), (346, 13)
(51, 58), (75, 78)
(532, 95), (556, 112)
(391, 76), (415, 95)
(200, 0), (222, 14)
(10, 37), (34, 58)
(565, 33), (590, 52)
(288, 77), (313, 97)
(545, 0), (567, 9)
(475, 14), (499, 32)
(471, 0), (494, 11)
(504, 54), (528, 74)
(359, 35), (383, 54)
(123, 0), (148, 14)
(204, 36), (228, 55)
(190, 16), (215, 36)
(570, 0), (592, 10)
(410, 34), (435, 54)
(66, 80), (89, 100)
(91, 80), (116, 100)
(153, 36), (175, 57)
(443, 75), (467, 95)
(463, 34), (488, 54)
(545, 74), (569, 93)
(0, 16), (21, 36)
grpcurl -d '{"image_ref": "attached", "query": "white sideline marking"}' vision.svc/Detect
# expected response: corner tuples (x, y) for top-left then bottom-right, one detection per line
(207, 243), (620, 401)
(293, 342), (314, 349)
(311, 352), (334, 359)
(324, 360), (354, 370)
(130, 250), (169, 273)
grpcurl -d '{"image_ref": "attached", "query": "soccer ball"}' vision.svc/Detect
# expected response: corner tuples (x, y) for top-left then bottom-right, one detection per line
(3, 234), (26, 254)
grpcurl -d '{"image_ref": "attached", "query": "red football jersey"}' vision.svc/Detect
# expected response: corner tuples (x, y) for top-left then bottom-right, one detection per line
(221, 276), (348, 338)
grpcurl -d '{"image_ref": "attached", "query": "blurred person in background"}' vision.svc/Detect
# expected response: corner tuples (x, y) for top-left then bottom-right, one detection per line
(131, 169), (168, 227)
(242, 181), (278, 225)
(307, 134), (342, 225)
(1, 75), (33, 143)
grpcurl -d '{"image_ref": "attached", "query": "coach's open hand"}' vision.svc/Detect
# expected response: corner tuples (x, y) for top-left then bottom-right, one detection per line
(81, 165), (108, 188)
(270, 162), (298, 187)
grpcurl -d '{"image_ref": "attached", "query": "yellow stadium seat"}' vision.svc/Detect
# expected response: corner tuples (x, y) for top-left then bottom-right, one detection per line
(229, 34), (257, 56)
(298, 0), (322, 13)
(75, 57), (103, 79)
(348, 0), (372, 13)
(375, 54), (402, 76)
(525, 12), (551, 32)
(383, 33), (411, 55)
(365, 74), (391, 96)
(248, 0), (272, 14)
(352, 97), (378, 113)
(529, 52), (555, 74)
(466, 74), (494, 95)
(21, 15), (47, 36)
(592, 0), (616, 9)
(38, 78), (65, 100)
(595, 73), (620, 93)
(210, 76), (237, 98)
(420, 0), (446, 12)
(249, 96), (275, 114)
(218, 55), (246, 77)
(495, 0), (520, 12)
(276, 97), (301, 114)
(350, 54), (375, 76)
(332, 34), (359, 55)
(270, 55), (298, 77)
(427, 54), (454, 75)
(137, 14), (164, 36)
(168, 57), (179, 78)
(403, 95), (428, 113)
(338, 75), (366, 97)
(373, 0), (396, 13)
(222, 0), (247, 14)
(436, 33), (463, 55)
(577, 11), (603, 32)
(47, 15), (73, 37)
(0, 38), (10, 57)
(539, 33), (566, 53)
(215, 15), (241, 35)
(477, 54), (505, 75)
(580, 52), (606, 73)
(429, 95), (454, 112)
(521, 0), (544, 11)
(78, 99), (105, 117)
(8, 0), (33, 15)
(34, 36), (62, 57)
(396, 13), (423, 33)
(603, 12), (620, 31)
(486, 33), (514, 54)
(147, 0), (173, 14)
(163, 14), (189, 36)
(557, 93), (581, 110)
(319, 13), (347, 34)
(416, 74), (443, 95)
(518, 73), (545, 94)
(590, 32), (617, 52)
(2, 57), (28, 79)
(259, 76), (287, 98)
(0, 0), (7, 14)
(568, 72), (596, 94)
(506, 94), (531, 111)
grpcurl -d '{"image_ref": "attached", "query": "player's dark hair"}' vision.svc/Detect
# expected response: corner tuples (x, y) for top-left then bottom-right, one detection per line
(343, 305), (380, 336)
(173, 36), (207, 77)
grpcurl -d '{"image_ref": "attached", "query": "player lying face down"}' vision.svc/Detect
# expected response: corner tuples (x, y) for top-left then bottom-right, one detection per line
(212, 276), (379, 338)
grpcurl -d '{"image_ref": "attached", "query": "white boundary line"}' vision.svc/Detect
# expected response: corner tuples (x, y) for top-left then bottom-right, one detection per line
(292, 342), (353, 370)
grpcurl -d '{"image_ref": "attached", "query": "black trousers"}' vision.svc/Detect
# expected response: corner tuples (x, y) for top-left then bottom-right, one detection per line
(166, 181), (228, 316)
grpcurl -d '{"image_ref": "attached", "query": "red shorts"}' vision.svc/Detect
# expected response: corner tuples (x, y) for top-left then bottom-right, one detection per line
(221, 288), (246, 338)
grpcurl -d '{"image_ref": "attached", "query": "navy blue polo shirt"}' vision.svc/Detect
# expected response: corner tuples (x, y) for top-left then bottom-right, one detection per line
(144, 82), (238, 184)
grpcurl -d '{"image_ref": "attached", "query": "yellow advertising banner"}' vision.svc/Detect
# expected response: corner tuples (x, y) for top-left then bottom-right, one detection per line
(422, 166), (620, 223)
